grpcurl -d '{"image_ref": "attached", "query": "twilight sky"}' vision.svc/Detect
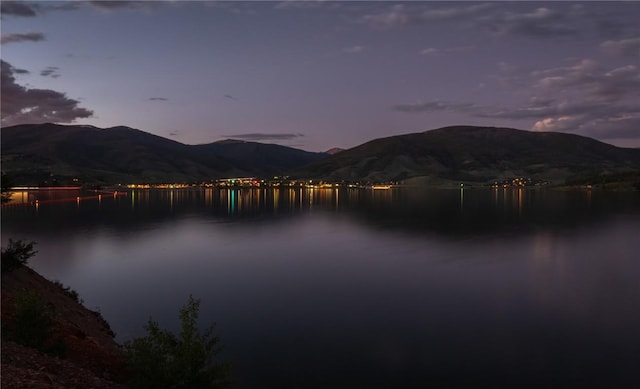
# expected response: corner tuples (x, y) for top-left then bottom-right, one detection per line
(2, 1), (639, 151)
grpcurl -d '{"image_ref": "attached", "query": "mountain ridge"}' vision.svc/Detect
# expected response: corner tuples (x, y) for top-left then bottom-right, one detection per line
(2, 123), (639, 186)
(293, 125), (640, 184)
(0, 123), (325, 185)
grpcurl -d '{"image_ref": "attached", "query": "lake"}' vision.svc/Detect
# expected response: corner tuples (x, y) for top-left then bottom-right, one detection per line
(2, 187), (639, 388)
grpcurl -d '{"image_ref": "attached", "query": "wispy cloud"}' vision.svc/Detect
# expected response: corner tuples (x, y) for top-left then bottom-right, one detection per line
(274, 1), (334, 10)
(88, 1), (163, 12)
(148, 97), (168, 101)
(11, 66), (30, 75)
(359, 2), (638, 42)
(89, 1), (137, 10)
(0, 1), (80, 17)
(1, 32), (45, 44)
(420, 46), (474, 56)
(0, 0), (161, 17)
(477, 6), (581, 39)
(600, 37), (640, 58)
(393, 58), (640, 142)
(223, 133), (304, 141)
(0, 1), (38, 17)
(343, 45), (365, 54)
(359, 3), (493, 28)
(40, 66), (61, 78)
(1, 60), (93, 127)
(393, 101), (477, 113)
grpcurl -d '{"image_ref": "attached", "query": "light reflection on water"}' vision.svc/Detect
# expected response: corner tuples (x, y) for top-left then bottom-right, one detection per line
(2, 188), (640, 388)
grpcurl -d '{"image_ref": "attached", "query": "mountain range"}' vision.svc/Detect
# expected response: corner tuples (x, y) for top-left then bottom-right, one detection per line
(1, 123), (639, 186)
(0, 123), (325, 185)
(295, 126), (640, 185)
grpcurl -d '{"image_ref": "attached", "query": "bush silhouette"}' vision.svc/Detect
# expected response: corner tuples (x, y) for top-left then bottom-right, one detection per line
(1, 239), (37, 273)
(6, 290), (66, 356)
(124, 295), (231, 388)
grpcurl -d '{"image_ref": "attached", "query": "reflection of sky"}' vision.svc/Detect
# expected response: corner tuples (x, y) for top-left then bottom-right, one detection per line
(3, 189), (639, 387)
(529, 225), (640, 336)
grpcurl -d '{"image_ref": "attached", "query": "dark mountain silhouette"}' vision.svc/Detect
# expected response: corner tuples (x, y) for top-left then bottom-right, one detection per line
(293, 126), (640, 184)
(0, 123), (325, 185)
(2, 124), (638, 186)
(193, 139), (326, 177)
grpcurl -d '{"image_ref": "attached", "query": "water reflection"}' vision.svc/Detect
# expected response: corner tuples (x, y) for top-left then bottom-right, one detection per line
(2, 187), (639, 388)
(2, 188), (639, 239)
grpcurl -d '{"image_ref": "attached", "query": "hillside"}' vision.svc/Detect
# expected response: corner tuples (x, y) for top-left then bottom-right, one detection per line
(3, 124), (639, 186)
(0, 123), (326, 185)
(294, 126), (640, 184)
(2, 265), (124, 388)
(193, 139), (326, 177)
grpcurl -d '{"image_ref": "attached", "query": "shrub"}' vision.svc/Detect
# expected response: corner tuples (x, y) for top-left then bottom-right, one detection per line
(9, 290), (66, 356)
(1, 239), (37, 273)
(124, 295), (231, 389)
(53, 280), (84, 304)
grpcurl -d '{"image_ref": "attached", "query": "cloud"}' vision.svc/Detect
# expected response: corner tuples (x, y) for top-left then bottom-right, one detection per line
(88, 1), (162, 12)
(359, 4), (411, 28)
(274, 1), (335, 10)
(0, 0), (161, 17)
(89, 1), (136, 10)
(600, 37), (640, 58)
(148, 97), (168, 101)
(357, 3), (638, 42)
(530, 111), (640, 141)
(421, 3), (494, 21)
(9, 65), (29, 75)
(40, 66), (61, 78)
(392, 59), (640, 143)
(1, 60), (93, 127)
(359, 3), (493, 28)
(1, 32), (45, 44)
(530, 60), (640, 103)
(392, 101), (477, 113)
(478, 6), (580, 38)
(420, 46), (474, 56)
(0, 1), (38, 17)
(224, 94), (237, 101)
(420, 48), (439, 56)
(223, 133), (304, 141)
(0, 1), (81, 17)
(343, 45), (365, 54)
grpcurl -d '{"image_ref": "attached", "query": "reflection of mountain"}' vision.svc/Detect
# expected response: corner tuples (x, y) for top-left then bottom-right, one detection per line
(295, 126), (640, 184)
(0, 123), (326, 185)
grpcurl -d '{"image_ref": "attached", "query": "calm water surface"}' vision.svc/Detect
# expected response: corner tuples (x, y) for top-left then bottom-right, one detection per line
(2, 187), (640, 388)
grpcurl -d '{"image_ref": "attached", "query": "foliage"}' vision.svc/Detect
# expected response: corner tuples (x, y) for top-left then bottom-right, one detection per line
(7, 290), (66, 356)
(1, 239), (37, 273)
(53, 280), (84, 304)
(124, 295), (231, 389)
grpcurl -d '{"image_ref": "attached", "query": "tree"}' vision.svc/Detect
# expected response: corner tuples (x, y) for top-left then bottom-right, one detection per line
(1, 239), (37, 273)
(124, 295), (231, 388)
(8, 290), (66, 356)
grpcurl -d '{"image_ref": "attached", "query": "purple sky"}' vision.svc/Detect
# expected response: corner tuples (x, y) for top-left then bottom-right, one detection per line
(2, 1), (639, 151)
